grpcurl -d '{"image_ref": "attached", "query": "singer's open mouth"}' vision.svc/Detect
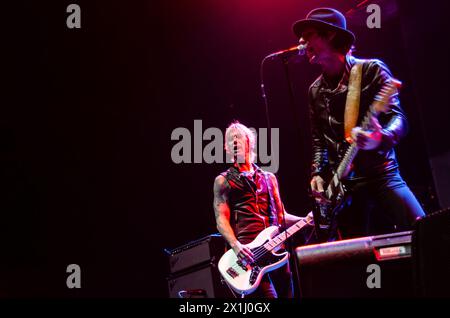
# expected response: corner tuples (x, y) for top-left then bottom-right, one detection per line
(306, 47), (316, 62)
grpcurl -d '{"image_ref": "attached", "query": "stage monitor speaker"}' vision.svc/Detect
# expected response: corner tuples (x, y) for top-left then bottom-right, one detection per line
(413, 207), (450, 297)
(295, 231), (413, 298)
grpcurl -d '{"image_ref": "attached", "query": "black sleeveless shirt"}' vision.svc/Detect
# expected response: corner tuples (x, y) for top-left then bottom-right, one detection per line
(221, 165), (278, 244)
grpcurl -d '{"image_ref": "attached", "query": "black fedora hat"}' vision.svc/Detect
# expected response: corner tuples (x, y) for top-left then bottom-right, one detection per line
(292, 8), (355, 47)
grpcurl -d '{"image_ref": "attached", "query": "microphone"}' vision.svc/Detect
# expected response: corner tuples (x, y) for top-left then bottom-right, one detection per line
(267, 44), (307, 59)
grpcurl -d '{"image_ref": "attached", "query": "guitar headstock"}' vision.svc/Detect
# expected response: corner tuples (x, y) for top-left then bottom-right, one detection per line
(373, 78), (402, 114)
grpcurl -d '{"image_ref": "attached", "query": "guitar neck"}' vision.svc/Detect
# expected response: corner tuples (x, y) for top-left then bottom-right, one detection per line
(263, 218), (309, 251)
(335, 104), (379, 180)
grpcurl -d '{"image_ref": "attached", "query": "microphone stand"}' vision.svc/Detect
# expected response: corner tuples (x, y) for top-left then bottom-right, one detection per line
(260, 46), (305, 162)
(259, 51), (305, 300)
(260, 55), (273, 149)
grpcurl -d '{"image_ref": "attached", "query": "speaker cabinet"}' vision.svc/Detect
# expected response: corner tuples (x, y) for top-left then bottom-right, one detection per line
(167, 263), (232, 298)
(166, 233), (233, 298)
(295, 231), (414, 298)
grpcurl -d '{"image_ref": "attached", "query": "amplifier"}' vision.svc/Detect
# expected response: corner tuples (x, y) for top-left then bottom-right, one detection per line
(413, 207), (450, 297)
(167, 262), (233, 298)
(295, 231), (413, 298)
(165, 233), (226, 275)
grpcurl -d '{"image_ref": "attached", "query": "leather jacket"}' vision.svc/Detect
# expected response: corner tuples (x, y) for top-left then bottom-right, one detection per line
(309, 55), (407, 182)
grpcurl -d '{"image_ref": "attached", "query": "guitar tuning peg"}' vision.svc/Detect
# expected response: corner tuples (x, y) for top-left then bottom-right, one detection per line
(390, 78), (402, 89)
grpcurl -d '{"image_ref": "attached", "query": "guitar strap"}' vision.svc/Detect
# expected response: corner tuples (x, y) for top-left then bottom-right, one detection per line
(263, 172), (279, 227)
(344, 59), (364, 142)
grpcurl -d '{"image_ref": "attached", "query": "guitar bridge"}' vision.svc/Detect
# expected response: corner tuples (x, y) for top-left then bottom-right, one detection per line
(249, 266), (260, 285)
(319, 224), (331, 232)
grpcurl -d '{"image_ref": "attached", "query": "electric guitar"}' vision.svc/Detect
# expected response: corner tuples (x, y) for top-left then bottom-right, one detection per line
(218, 213), (313, 296)
(314, 78), (402, 239)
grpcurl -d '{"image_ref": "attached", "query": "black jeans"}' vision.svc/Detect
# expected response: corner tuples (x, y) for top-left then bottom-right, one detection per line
(337, 170), (426, 238)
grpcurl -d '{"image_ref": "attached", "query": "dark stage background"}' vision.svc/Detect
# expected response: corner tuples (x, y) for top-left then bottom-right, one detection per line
(2, 0), (449, 297)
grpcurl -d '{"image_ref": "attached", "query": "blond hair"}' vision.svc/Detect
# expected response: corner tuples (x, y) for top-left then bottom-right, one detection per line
(224, 121), (256, 163)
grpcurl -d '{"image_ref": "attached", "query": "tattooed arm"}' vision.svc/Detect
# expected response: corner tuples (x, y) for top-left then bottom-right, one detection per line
(213, 175), (254, 263)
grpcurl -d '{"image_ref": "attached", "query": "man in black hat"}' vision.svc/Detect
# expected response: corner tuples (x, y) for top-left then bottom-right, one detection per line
(292, 8), (425, 239)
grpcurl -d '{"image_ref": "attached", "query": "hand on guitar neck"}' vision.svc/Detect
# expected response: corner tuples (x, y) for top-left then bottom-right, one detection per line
(351, 116), (383, 150)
